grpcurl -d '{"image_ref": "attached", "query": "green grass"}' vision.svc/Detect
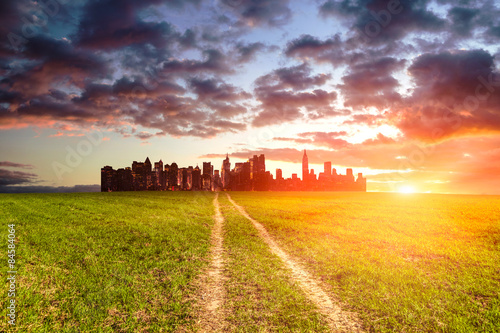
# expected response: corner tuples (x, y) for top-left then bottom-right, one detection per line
(1, 191), (215, 332)
(2, 191), (499, 332)
(218, 194), (329, 332)
(227, 192), (500, 332)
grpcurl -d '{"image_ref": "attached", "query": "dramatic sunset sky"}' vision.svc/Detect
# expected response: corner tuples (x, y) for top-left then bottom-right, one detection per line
(1, 0), (500, 194)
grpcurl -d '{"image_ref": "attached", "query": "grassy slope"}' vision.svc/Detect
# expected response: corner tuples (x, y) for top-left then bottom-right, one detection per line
(228, 192), (500, 332)
(218, 194), (330, 332)
(1, 192), (215, 332)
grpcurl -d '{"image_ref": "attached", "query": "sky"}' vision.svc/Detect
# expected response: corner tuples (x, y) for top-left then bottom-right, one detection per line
(1, 0), (500, 194)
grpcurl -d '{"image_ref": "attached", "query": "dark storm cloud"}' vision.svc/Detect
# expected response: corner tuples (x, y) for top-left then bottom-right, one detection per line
(251, 63), (338, 126)
(0, 168), (37, 186)
(16, 99), (95, 121)
(0, 161), (34, 169)
(396, 49), (500, 140)
(486, 25), (500, 39)
(319, 0), (445, 44)
(117, 91), (248, 138)
(285, 34), (339, 56)
(162, 49), (230, 74)
(0, 184), (100, 193)
(135, 131), (158, 140)
(112, 76), (186, 97)
(252, 90), (338, 127)
(220, 0), (292, 27)
(0, 89), (22, 104)
(0, 1), (31, 56)
(75, 0), (200, 49)
(235, 42), (266, 62)
(437, 0), (500, 41)
(339, 57), (405, 108)
(285, 34), (348, 65)
(3, 35), (110, 98)
(447, 7), (480, 37)
(187, 77), (252, 118)
(255, 63), (331, 91)
(189, 77), (251, 102)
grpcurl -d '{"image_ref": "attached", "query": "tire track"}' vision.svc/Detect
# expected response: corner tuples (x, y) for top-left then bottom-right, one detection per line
(195, 192), (226, 332)
(226, 193), (364, 332)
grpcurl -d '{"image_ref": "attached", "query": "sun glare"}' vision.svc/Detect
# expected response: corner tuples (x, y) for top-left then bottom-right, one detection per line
(399, 185), (416, 194)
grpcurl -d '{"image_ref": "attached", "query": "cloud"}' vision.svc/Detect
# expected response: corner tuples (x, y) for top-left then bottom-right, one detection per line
(256, 63), (331, 90)
(396, 49), (500, 141)
(0, 168), (37, 186)
(1, 35), (110, 106)
(343, 113), (386, 126)
(75, 0), (200, 50)
(285, 34), (349, 65)
(319, 0), (446, 44)
(0, 161), (35, 169)
(362, 133), (398, 145)
(447, 7), (480, 37)
(275, 131), (350, 149)
(252, 89), (338, 127)
(339, 57), (405, 108)
(220, 0), (292, 27)
(189, 77), (251, 102)
(251, 63), (339, 126)
(0, 184), (101, 193)
(235, 42), (266, 62)
(162, 49), (231, 74)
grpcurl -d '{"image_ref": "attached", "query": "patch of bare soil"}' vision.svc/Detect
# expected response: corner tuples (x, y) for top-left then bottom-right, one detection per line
(184, 193), (227, 333)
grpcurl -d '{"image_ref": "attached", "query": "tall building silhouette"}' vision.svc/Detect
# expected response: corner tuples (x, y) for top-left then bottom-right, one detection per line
(324, 162), (331, 177)
(302, 150), (308, 181)
(169, 162), (178, 190)
(221, 153), (231, 190)
(192, 165), (201, 190)
(154, 160), (163, 190)
(202, 162), (213, 191)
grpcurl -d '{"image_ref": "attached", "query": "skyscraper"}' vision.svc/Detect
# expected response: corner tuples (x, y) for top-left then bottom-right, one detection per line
(221, 153), (231, 189)
(324, 161), (331, 177)
(154, 160), (163, 190)
(276, 168), (283, 180)
(302, 150), (308, 181)
(192, 165), (201, 190)
(169, 162), (178, 190)
(202, 162), (213, 191)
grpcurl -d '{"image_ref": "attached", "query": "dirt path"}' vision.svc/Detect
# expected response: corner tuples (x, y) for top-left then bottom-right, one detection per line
(226, 194), (364, 332)
(193, 192), (226, 332)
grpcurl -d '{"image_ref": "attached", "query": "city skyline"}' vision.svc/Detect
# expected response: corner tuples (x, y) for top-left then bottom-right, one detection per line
(101, 150), (366, 192)
(1, 1), (500, 194)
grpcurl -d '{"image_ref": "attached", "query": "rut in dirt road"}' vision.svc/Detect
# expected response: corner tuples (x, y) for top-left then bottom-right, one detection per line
(195, 192), (226, 332)
(226, 193), (364, 333)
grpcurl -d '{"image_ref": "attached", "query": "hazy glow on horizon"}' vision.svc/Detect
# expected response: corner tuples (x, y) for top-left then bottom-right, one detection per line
(398, 185), (416, 194)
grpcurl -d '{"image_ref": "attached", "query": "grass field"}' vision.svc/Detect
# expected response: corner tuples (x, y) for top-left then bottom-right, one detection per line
(228, 192), (500, 332)
(2, 191), (500, 332)
(217, 194), (329, 332)
(1, 192), (215, 332)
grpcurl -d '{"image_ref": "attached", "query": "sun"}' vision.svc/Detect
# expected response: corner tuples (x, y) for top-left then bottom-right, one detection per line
(399, 185), (416, 194)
